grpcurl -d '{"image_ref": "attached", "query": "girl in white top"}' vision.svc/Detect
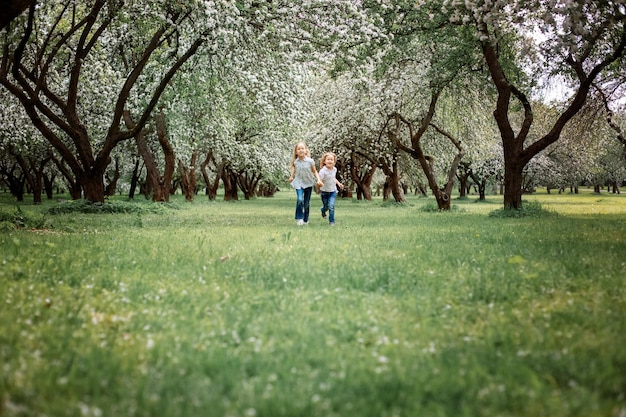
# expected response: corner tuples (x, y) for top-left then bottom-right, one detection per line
(289, 142), (323, 225)
(318, 152), (343, 225)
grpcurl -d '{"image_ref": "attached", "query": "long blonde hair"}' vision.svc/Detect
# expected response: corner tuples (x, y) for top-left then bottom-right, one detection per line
(290, 141), (311, 168)
(319, 152), (336, 169)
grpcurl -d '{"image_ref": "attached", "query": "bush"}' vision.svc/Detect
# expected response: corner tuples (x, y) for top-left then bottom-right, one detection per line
(488, 201), (556, 218)
(0, 206), (48, 230)
(418, 201), (463, 212)
(47, 199), (175, 215)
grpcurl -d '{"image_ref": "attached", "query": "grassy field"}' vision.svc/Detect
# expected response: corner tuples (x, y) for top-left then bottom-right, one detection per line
(1, 189), (625, 417)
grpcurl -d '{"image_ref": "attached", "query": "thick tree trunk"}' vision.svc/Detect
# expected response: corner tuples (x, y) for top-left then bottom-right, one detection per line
(155, 112), (175, 202)
(257, 182), (278, 197)
(348, 154), (376, 201)
(200, 151), (221, 200)
(415, 182), (428, 197)
(43, 172), (54, 199)
(379, 159), (405, 203)
(178, 151), (198, 202)
(81, 172), (106, 203)
(125, 110), (175, 202)
(457, 162), (472, 198)
(457, 173), (470, 198)
(1, 162), (26, 202)
(502, 159), (524, 210)
(221, 165), (239, 201)
(477, 180), (486, 201)
(237, 171), (261, 200)
(434, 191), (451, 210)
(105, 157), (121, 196)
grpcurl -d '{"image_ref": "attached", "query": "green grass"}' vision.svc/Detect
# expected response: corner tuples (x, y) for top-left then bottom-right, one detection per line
(1, 189), (625, 417)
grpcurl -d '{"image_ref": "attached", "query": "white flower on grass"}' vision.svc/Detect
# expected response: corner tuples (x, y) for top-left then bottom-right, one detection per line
(78, 402), (102, 417)
(422, 342), (436, 354)
(146, 337), (155, 349)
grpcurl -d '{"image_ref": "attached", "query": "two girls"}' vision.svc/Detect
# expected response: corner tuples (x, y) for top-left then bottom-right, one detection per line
(289, 142), (343, 226)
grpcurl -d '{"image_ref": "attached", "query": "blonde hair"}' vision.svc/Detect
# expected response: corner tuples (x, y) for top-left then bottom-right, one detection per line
(290, 142), (311, 168)
(319, 152), (337, 169)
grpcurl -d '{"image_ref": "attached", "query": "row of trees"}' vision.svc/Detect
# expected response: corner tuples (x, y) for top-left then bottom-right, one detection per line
(1, 0), (625, 209)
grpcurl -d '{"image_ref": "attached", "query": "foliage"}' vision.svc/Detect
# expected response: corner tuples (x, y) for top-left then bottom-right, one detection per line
(46, 199), (175, 215)
(2, 0), (625, 208)
(488, 200), (556, 219)
(0, 206), (48, 230)
(418, 200), (465, 213)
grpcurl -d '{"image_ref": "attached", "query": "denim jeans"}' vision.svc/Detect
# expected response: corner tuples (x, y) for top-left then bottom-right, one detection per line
(320, 190), (338, 223)
(295, 187), (313, 222)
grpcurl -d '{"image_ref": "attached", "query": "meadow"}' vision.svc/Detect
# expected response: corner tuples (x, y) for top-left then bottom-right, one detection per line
(1, 189), (625, 417)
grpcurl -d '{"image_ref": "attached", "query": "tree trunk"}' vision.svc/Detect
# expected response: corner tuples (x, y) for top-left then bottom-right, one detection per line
(478, 180), (486, 201)
(105, 157), (121, 196)
(258, 181), (278, 197)
(14, 153), (46, 204)
(81, 172), (107, 203)
(178, 151), (198, 202)
(457, 162), (472, 198)
(379, 158), (405, 203)
(348, 153), (376, 201)
(458, 175), (468, 198)
(125, 110), (175, 202)
(49, 152), (82, 199)
(502, 159), (524, 209)
(221, 165), (239, 201)
(237, 171), (261, 200)
(200, 150), (222, 200)
(128, 159), (141, 199)
(0, 162), (26, 201)
(43, 172), (54, 199)
(415, 182), (428, 197)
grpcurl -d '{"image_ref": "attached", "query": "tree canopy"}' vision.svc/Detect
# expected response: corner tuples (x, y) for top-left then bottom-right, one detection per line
(1, 0), (625, 207)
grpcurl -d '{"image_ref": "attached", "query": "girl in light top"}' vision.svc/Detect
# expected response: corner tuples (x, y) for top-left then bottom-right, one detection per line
(318, 152), (344, 226)
(289, 142), (323, 226)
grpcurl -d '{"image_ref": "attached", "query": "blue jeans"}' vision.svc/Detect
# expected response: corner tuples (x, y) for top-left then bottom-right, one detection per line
(295, 187), (313, 222)
(321, 191), (338, 223)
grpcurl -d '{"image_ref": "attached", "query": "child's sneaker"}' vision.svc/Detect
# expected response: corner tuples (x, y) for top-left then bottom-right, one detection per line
(320, 208), (326, 218)
(296, 219), (304, 226)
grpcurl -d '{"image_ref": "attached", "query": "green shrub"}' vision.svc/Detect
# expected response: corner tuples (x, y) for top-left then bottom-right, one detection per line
(488, 201), (556, 218)
(418, 201), (463, 212)
(47, 199), (175, 215)
(0, 206), (48, 230)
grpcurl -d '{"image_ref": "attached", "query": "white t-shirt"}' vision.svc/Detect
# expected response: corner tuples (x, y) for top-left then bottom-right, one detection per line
(291, 157), (317, 189)
(319, 166), (337, 192)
